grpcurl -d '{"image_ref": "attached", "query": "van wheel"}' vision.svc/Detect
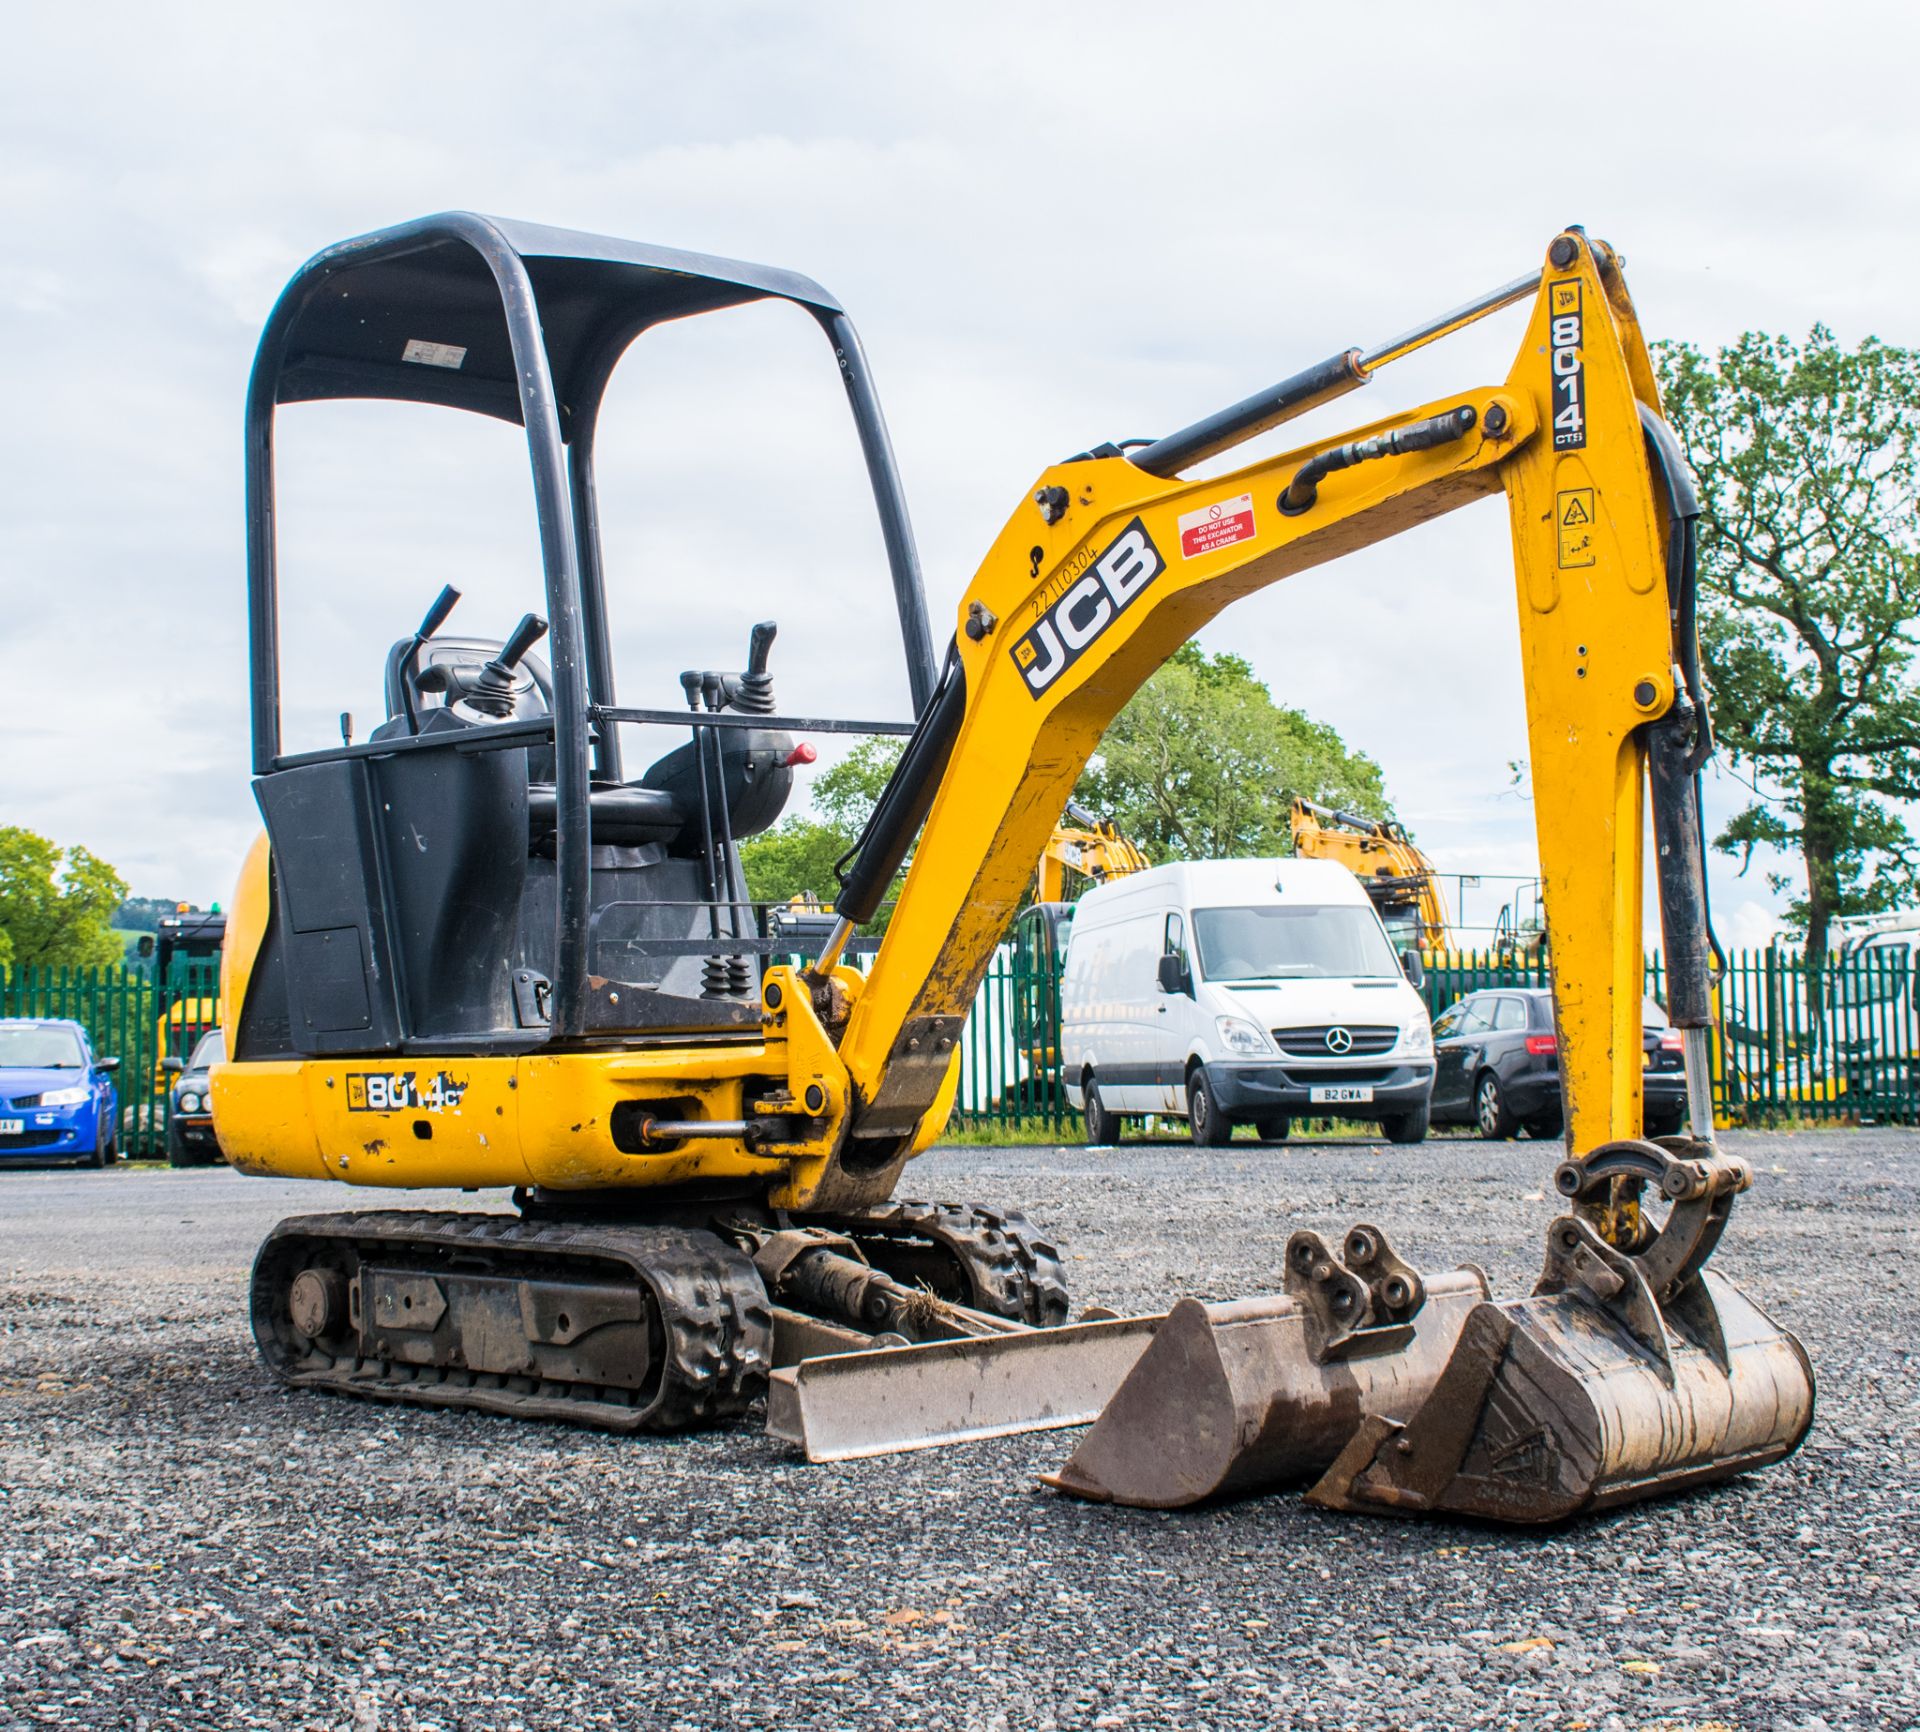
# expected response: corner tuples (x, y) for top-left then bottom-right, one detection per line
(1381, 1103), (1430, 1145)
(1082, 1077), (1121, 1147)
(1254, 1116), (1291, 1143)
(1187, 1070), (1232, 1147)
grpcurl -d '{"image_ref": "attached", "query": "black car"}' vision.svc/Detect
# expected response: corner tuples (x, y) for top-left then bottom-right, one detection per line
(1428, 986), (1687, 1139)
(162, 1027), (226, 1168)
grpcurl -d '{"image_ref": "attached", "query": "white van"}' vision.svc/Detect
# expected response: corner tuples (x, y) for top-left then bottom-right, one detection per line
(1060, 858), (1435, 1146)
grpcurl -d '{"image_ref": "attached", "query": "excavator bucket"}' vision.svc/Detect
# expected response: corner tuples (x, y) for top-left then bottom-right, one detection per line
(1307, 1157), (1816, 1521)
(1042, 1236), (1488, 1507)
(1046, 1154), (1815, 1521)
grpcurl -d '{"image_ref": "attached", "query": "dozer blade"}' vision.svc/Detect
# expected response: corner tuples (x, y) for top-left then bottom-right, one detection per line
(1308, 1250), (1814, 1524)
(766, 1312), (1163, 1462)
(1042, 1232), (1490, 1508)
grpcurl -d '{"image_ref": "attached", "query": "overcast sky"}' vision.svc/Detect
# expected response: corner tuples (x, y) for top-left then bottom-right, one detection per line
(3, 1), (1916, 947)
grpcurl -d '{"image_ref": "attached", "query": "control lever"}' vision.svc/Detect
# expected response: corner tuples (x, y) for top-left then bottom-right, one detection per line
(462, 612), (549, 719)
(400, 584), (463, 733)
(722, 621), (778, 714)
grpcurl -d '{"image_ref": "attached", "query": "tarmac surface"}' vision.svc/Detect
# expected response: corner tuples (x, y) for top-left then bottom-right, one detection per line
(0, 1128), (1912, 1731)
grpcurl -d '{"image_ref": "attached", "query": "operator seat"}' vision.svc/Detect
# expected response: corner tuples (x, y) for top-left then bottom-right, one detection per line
(373, 634), (686, 848)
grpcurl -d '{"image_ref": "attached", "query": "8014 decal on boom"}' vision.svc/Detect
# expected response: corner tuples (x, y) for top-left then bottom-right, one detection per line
(1010, 518), (1164, 696)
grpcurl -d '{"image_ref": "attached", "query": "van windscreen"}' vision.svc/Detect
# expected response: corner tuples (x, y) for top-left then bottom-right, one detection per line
(1192, 906), (1401, 983)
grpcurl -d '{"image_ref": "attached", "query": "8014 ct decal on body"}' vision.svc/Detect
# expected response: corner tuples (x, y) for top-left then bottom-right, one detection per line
(1010, 517), (1165, 697)
(346, 1071), (470, 1112)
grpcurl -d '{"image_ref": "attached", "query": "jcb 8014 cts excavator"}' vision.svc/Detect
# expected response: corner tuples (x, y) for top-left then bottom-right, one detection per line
(214, 215), (1810, 1521)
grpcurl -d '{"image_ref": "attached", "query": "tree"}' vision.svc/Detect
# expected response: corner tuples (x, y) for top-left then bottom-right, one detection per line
(739, 737), (906, 918)
(1654, 328), (1920, 974)
(0, 828), (131, 971)
(1075, 644), (1393, 860)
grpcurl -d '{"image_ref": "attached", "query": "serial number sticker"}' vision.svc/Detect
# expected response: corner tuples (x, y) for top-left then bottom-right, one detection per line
(401, 338), (468, 370)
(0, 1119), (21, 1135)
(345, 1071), (469, 1112)
(1177, 492), (1257, 558)
(1309, 1085), (1374, 1104)
(1556, 487), (1597, 568)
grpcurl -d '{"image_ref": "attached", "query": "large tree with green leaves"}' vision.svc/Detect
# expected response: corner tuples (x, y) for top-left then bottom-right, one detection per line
(1074, 643), (1392, 860)
(0, 828), (130, 972)
(1655, 328), (1920, 974)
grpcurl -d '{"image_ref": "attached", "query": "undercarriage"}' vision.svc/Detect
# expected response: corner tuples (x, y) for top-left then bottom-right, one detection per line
(250, 1197), (1069, 1430)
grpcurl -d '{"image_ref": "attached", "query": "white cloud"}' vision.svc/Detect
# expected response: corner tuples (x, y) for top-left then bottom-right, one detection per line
(0, 0), (1916, 927)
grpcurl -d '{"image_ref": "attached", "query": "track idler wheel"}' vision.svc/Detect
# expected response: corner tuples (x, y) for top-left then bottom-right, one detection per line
(1307, 1140), (1815, 1523)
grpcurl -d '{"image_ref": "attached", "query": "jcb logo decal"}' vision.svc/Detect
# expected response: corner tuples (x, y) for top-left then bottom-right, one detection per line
(1010, 518), (1164, 698)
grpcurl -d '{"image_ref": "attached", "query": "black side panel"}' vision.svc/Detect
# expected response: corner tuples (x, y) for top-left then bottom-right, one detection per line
(255, 761), (405, 1054)
(371, 747), (531, 1039)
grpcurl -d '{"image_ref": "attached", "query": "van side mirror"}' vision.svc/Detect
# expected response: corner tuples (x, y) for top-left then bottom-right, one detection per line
(1400, 948), (1426, 990)
(1157, 953), (1192, 996)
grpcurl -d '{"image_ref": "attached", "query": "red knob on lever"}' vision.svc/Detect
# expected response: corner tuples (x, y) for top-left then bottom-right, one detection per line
(783, 743), (818, 767)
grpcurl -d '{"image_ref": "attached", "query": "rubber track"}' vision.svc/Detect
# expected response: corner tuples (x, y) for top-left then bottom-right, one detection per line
(250, 1212), (771, 1433)
(813, 1199), (1072, 1327)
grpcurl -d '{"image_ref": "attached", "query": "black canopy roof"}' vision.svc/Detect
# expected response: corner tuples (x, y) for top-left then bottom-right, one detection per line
(263, 212), (844, 433)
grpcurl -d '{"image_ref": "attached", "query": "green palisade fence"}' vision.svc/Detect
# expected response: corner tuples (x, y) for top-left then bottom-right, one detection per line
(1, 961), (221, 1157)
(948, 942), (1918, 1134)
(7, 944), (1913, 1149)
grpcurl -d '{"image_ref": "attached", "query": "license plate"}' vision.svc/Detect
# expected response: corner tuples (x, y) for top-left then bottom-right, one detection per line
(0, 1119), (21, 1135)
(1309, 1085), (1373, 1104)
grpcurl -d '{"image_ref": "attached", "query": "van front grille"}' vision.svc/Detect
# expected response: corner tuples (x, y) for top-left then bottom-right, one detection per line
(1272, 1024), (1398, 1057)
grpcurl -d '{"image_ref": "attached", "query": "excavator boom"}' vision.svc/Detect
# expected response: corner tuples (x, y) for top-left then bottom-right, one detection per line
(798, 229), (1811, 1515)
(832, 232), (1662, 1169)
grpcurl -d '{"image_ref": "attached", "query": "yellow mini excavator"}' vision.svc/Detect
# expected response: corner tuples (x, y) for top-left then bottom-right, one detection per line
(1288, 797), (1453, 954)
(215, 215), (1811, 1521)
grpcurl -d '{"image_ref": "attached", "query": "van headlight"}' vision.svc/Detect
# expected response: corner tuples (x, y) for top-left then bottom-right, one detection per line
(1215, 1016), (1271, 1057)
(1401, 1017), (1433, 1057)
(39, 1085), (91, 1108)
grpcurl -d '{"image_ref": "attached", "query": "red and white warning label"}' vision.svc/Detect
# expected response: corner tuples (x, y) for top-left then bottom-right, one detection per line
(1177, 493), (1257, 559)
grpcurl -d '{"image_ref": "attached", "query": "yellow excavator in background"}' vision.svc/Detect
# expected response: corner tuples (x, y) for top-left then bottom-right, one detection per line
(215, 215), (1810, 1522)
(1288, 797), (1452, 954)
(1034, 800), (1151, 905)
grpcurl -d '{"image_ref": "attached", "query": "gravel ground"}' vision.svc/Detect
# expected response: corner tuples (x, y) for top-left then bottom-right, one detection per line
(0, 1127), (1913, 1732)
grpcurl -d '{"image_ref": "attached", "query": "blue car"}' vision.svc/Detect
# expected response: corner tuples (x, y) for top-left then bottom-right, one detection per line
(0, 1018), (121, 1167)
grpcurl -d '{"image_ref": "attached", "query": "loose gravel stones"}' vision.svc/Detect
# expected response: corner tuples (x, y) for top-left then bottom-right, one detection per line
(0, 1129), (1912, 1729)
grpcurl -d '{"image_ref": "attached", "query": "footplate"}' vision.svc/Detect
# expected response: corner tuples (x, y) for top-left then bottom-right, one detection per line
(251, 1212), (772, 1432)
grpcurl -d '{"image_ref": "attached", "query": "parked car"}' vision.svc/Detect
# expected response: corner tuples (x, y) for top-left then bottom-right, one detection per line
(1428, 986), (1686, 1139)
(0, 1017), (121, 1166)
(1061, 858), (1435, 1146)
(162, 1026), (227, 1168)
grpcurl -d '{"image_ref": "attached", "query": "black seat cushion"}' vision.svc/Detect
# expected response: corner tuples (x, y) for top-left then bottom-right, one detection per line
(528, 782), (684, 847)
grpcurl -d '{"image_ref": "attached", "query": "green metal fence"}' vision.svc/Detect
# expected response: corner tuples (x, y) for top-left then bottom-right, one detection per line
(1, 962), (221, 1156)
(949, 941), (1920, 1133)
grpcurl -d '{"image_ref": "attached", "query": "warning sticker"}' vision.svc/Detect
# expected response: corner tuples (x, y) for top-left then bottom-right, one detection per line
(1556, 487), (1597, 568)
(402, 338), (468, 370)
(1178, 493), (1257, 559)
